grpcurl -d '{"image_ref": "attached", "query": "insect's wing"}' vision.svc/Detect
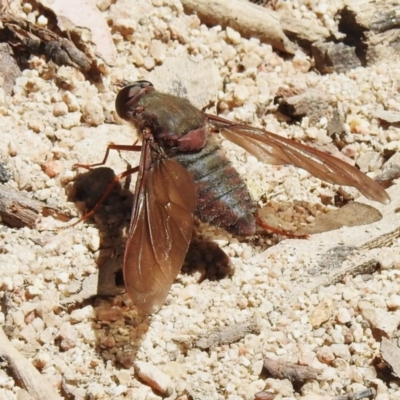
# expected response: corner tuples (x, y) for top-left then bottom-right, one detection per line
(206, 114), (390, 205)
(123, 144), (197, 314)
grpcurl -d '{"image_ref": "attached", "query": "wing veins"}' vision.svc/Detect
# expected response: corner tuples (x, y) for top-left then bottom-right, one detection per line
(214, 122), (390, 204)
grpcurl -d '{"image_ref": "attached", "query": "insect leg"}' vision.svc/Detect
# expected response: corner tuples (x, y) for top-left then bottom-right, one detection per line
(71, 165), (140, 226)
(255, 213), (309, 239)
(73, 142), (141, 170)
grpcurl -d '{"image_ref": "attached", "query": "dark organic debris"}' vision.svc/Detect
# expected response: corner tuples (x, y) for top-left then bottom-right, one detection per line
(0, 162), (11, 183)
(275, 87), (330, 125)
(0, 14), (90, 70)
(311, 41), (362, 74)
(0, 43), (22, 95)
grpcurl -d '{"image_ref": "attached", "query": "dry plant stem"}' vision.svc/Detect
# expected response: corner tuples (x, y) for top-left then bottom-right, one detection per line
(380, 337), (400, 378)
(180, 0), (296, 53)
(0, 326), (62, 400)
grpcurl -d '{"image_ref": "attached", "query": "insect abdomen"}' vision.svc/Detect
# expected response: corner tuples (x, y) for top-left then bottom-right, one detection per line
(172, 139), (256, 236)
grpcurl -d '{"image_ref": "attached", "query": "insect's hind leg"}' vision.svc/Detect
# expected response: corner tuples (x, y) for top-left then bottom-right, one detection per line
(255, 213), (309, 239)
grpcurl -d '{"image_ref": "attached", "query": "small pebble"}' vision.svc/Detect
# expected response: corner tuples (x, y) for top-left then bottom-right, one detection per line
(134, 361), (174, 396)
(70, 306), (96, 323)
(53, 102), (69, 117)
(336, 307), (352, 324)
(37, 15), (48, 26)
(81, 101), (105, 126)
(226, 27), (241, 44)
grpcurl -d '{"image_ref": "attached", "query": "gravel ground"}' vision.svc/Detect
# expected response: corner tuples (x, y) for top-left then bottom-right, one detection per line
(1, 0), (400, 399)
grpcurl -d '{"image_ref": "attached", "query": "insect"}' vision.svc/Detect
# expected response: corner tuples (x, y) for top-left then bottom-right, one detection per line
(77, 80), (390, 314)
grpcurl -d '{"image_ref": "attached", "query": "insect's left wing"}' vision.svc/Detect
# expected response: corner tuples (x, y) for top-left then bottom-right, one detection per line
(123, 142), (197, 314)
(206, 114), (390, 205)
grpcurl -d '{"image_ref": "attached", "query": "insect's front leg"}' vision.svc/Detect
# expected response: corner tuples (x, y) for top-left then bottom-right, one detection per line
(70, 165), (140, 226)
(73, 141), (142, 170)
(71, 141), (142, 226)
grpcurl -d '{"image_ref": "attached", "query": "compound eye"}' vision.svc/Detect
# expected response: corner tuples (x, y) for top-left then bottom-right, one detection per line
(115, 81), (154, 119)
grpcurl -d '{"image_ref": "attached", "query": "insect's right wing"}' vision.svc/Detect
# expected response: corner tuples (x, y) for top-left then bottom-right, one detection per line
(206, 114), (390, 205)
(123, 141), (197, 314)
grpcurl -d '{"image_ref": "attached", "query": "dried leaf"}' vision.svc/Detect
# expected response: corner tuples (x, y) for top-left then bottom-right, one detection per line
(38, 0), (117, 65)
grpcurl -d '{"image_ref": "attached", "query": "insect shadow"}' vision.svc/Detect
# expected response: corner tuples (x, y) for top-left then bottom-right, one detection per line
(70, 166), (234, 301)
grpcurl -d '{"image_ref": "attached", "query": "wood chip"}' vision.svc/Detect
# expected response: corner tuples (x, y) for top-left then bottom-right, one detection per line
(0, 43), (22, 96)
(280, 13), (330, 48)
(194, 315), (261, 350)
(263, 358), (320, 382)
(371, 109), (400, 124)
(0, 184), (68, 228)
(180, 0), (296, 53)
(342, 0), (400, 33)
(311, 41), (362, 74)
(275, 88), (330, 124)
(333, 388), (376, 400)
(340, 0), (400, 63)
(254, 391), (276, 400)
(134, 361), (174, 396)
(380, 337), (400, 377)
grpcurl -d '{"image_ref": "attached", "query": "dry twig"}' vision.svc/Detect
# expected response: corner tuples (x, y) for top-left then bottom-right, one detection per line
(0, 326), (62, 400)
(0, 184), (68, 228)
